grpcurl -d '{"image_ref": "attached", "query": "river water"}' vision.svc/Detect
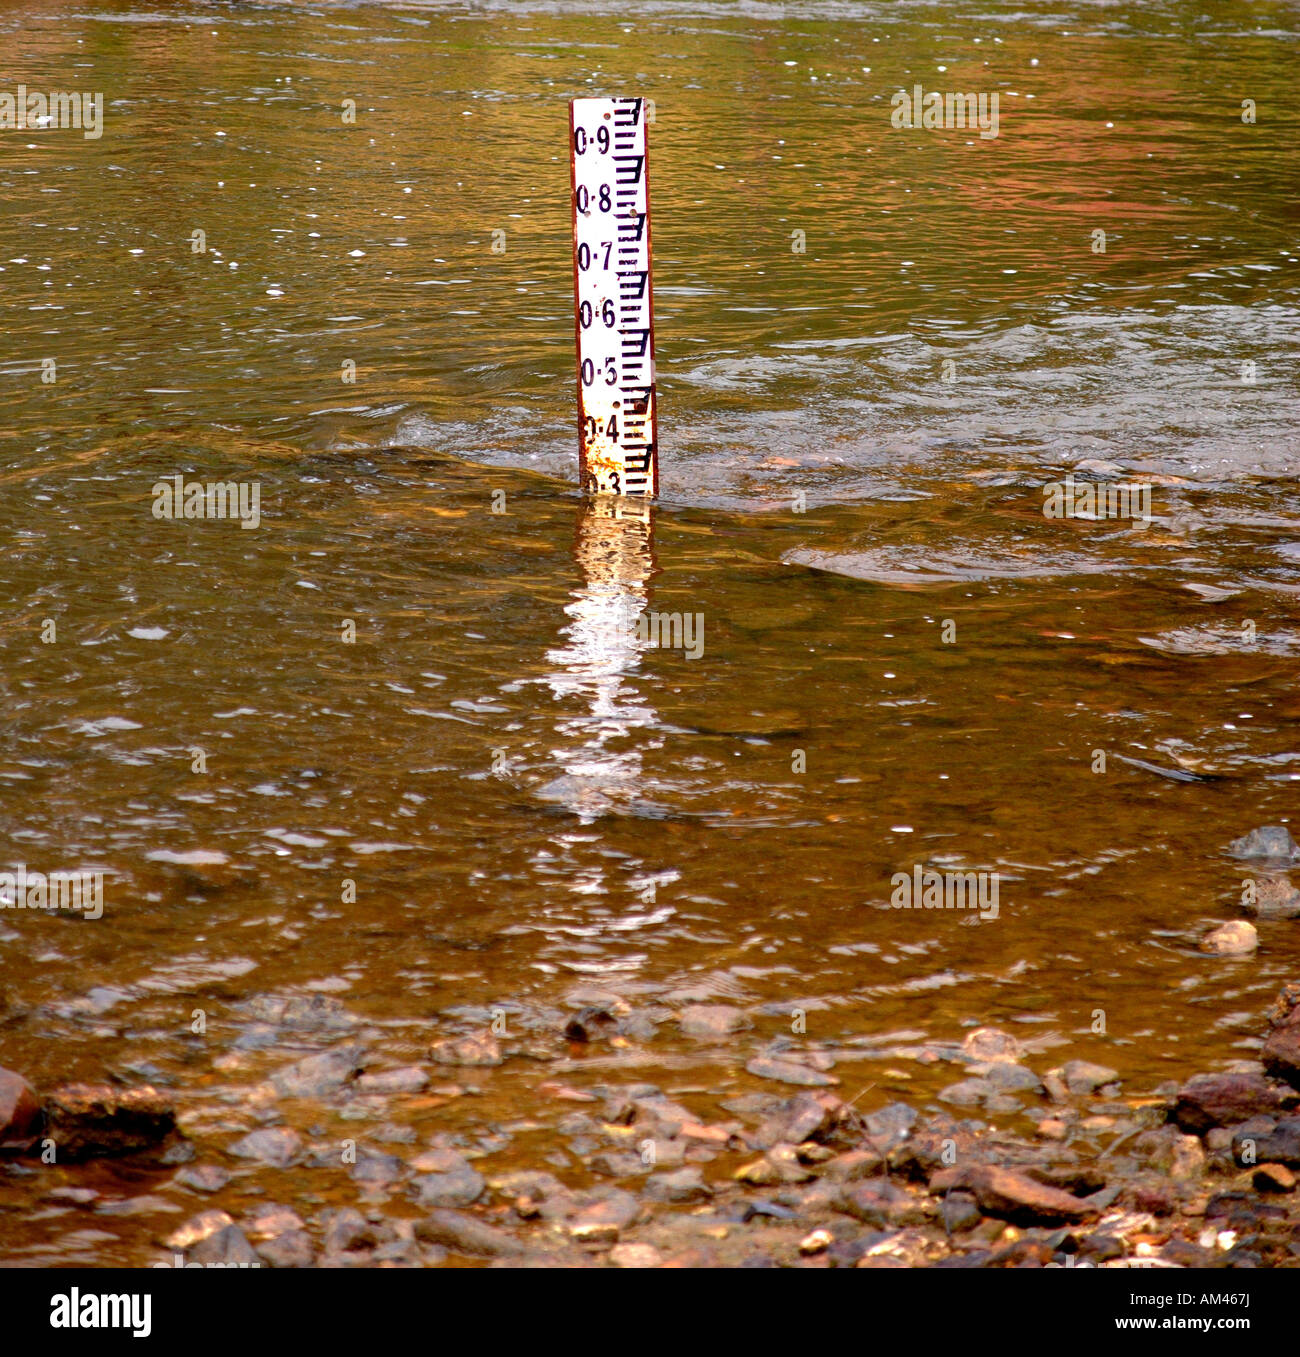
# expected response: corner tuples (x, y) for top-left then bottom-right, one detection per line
(1, 0), (1298, 1264)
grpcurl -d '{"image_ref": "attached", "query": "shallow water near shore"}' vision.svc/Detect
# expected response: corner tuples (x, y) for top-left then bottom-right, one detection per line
(1, 0), (1298, 1264)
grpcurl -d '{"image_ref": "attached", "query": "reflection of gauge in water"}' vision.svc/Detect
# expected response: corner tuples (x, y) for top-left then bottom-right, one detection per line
(536, 496), (660, 823)
(572, 493), (656, 596)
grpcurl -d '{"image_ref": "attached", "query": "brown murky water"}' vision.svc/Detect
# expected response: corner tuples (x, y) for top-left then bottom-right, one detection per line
(0, 0), (1298, 1264)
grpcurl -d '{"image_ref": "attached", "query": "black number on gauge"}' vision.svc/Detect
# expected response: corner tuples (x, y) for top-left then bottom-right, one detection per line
(578, 299), (616, 330)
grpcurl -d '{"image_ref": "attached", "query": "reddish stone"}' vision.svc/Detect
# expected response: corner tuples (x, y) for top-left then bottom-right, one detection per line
(1173, 1072), (1294, 1134)
(42, 1083), (175, 1160)
(0, 1068), (41, 1148)
(1254, 1163), (1296, 1193)
(930, 1164), (1098, 1224)
(1262, 1022), (1300, 1092)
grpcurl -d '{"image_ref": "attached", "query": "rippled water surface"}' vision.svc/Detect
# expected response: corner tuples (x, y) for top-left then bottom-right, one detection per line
(1, 0), (1298, 1264)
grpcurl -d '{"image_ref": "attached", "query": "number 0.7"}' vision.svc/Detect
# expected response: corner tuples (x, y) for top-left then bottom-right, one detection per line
(576, 241), (612, 271)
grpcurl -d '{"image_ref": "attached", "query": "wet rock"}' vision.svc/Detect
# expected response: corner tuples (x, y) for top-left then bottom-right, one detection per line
(939, 1078), (993, 1107)
(863, 1102), (918, 1154)
(1254, 1163), (1296, 1193)
(566, 1191), (641, 1243)
(678, 1005), (751, 1039)
(42, 1083), (176, 1160)
(323, 1208), (385, 1256)
(1173, 1072), (1293, 1133)
(644, 1167), (711, 1204)
(590, 1150), (645, 1179)
(1262, 991), (1300, 1089)
(1229, 826), (1300, 862)
(823, 1233), (892, 1267)
(929, 1165), (1097, 1224)
(412, 1146), (476, 1171)
(564, 1006), (619, 1043)
(416, 1208), (530, 1258)
(755, 1091), (863, 1150)
(190, 1224), (260, 1268)
(890, 1125), (983, 1181)
(1201, 921), (1257, 955)
(735, 1145), (814, 1186)
(378, 1117), (425, 1142)
(488, 1169), (569, 1205)
(562, 985), (630, 1014)
(984, 1063), (1044, 1094)
(617, 1011), (659, 1043)
(1270, 982), (1300, 1026)
(1247, 875), (1300, 920)
(242, 993), (357, 1032)
(738, 1199), (801, 1223)
(270, 1044), (366, 1099)
(798, 1228), (835, 1256)
(745, 1056), (838, 1088)
(1027, 1164), (1108, 1197)
(625, 1093), (695, 1134)
(172, 1164), (230, 1194)
(429, 1033), (502, 1067)
(257, 1230), (314, 1268)
(555, 1112), (600, 1139)
(1205, 1192), (1272, 1230)
(631, 1136), (687, 1170)
(1160, 1236), (1211, 1268)
(1171, 1135), (1206, 1180)
(0, 1067), (41, 1148)
(821, 1148), (884, 1181)
(351, 1149), (407, 1185)
(413, 1163), (484, 1208)
(720, 1092), (783, 1118)
(839, 1179), (925, 1229)
(940, 1191), (982, 1232)
(356, 1066), (428, 1095)
(244, 1203), (305, 1239)
(1234, 1117), (1300, 1166)
(961, 1028), (1022, 1064)
(1058, 1060), (1118, 1095)
(372, 1238), (422, 1266)
(46, 1186), (98, 1206)
(796, 1141), (837, 1165)
(1042, 1070), (1071, 1103)
(1074, 459), (1125, 478)
(96, 1194), (178, 1218)
(609, 1242), (661, 1268)
(783, 1180), (842, 1214)
(146, 848), (254, 895)
(164, 1209), (234, 1250)
(229, 1126), (302, 1168)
